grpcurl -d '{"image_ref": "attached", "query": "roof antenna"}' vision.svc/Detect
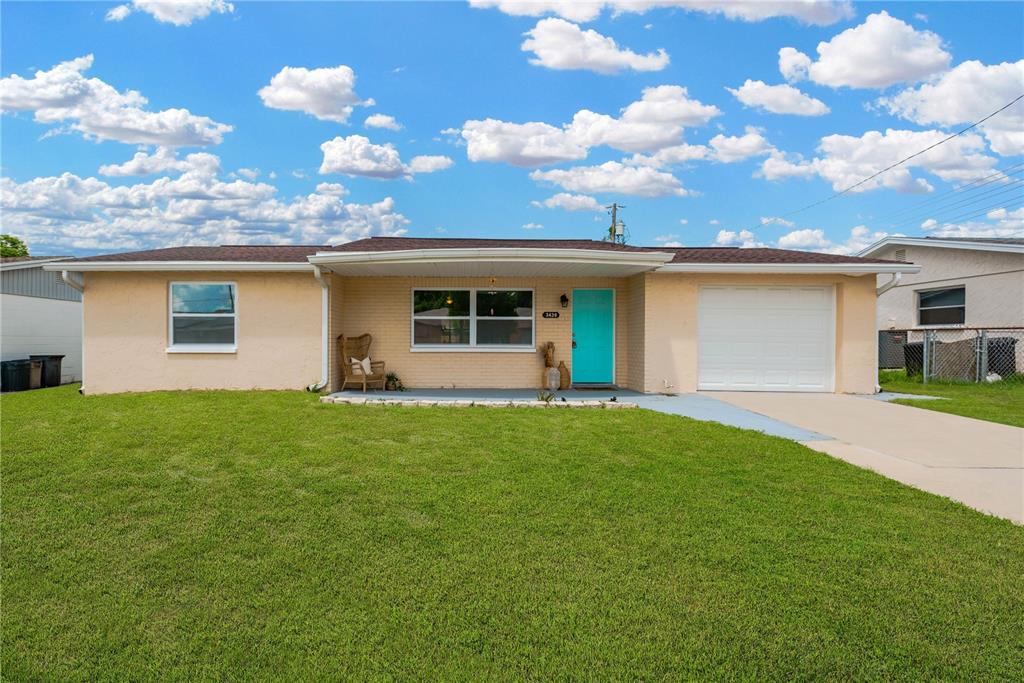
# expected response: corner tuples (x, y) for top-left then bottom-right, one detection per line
(605, 202), (627, 244)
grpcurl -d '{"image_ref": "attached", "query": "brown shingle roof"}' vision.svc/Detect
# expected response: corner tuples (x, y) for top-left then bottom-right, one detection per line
(64, 236), (902, 265)
(0, 255), (71, 264)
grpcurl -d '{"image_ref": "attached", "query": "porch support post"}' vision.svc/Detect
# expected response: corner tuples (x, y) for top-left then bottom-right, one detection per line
(310, 265), (330, 392)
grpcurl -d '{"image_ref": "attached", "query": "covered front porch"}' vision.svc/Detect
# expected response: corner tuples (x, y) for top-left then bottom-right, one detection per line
(311, 245), (672, 394)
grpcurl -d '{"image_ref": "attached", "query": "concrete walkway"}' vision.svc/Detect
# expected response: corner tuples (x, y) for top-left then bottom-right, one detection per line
(710, 392), (1024, 524)
(330, 388), (828, 441)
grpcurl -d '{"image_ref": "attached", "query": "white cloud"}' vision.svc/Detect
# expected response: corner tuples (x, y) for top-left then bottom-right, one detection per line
(0, 55), (232, 146)
(919, 207), (1024, 238)
(626, 142), (709, 168)
(522, 18), (669, 74)
(709, 218), (720, 225)
(98, 147), (220, 176)
(679, 218), (688, 224)
(775, 225), (890, 254)
(780, 11), (951, 89)
(778, 46), (812, 82)
(470, 1), (853, 26)
(776, 227), (830, 249)
(761, 129), (997, 192)
(235, 167), (260, 180)
(459, 85), (719, 166)
(709, 126), (774, 163)
(713, 229), (763, 247)
(760, 216), (795, 227)
(319, 135), (454, 179)
(469, 0), (605, 23)
(365, 113), (402, 131)
(653, 233), (683, 247)
(530, 161), (689, 197)
(0, 163), (409, 252)
(531, 192), (604, 211)
(877, 60), (1024, 156)
(407, 155), (455, 174)
(258, 65), (372, 124)
(727, 79), (829, 116)
(106, 1), (234, 26)
(522, 222), (544, 230)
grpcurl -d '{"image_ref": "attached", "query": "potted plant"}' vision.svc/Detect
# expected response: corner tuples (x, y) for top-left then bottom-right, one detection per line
(385, 372), (405, 391)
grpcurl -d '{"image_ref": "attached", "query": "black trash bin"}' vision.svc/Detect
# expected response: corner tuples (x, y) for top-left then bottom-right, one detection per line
(903, 342), (924, 376)
(29, 354), (65, 388)
(987, 337), (1017, 377)
(1, 359), (32, 392)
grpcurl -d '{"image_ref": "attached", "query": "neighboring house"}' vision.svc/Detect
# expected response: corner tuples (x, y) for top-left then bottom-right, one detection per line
(1, 256), (83, 383)
(858, 237), (1024, 330)
(43, 237), (917, 395)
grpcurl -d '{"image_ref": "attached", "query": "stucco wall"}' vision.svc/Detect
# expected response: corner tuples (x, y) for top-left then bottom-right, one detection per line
(641, 273), (878, 394)
(332, 276), (631, 389)
(82, 272), (321, 394)
(873, 245), (1024, 328)
(0, 293), (82, 383)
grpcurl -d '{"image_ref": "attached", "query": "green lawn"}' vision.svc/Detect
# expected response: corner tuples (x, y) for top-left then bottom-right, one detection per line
(3, 386), (1023, 680)
(879, 369), (1024, 427)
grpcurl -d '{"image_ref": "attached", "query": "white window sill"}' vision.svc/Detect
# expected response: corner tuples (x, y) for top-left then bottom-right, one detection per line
(410, 346), (536, 353)
(166, 345), (237, 354)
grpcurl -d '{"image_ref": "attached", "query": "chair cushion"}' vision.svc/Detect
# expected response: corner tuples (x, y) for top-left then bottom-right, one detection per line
(350, 356), (372, 375)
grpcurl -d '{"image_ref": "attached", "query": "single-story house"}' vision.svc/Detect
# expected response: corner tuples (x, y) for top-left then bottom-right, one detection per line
(857, 236), (1024, 329)
(1, 255), (83, 384)
(44, 237), (918, 395)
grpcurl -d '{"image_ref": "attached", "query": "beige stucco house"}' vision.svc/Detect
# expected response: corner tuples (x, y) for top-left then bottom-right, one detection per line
(858, 237), (1024, 329)
(45, 237), (917, 396)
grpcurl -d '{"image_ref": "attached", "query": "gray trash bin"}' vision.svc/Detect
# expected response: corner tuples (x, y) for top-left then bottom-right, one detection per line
(29, 354), (65, 387)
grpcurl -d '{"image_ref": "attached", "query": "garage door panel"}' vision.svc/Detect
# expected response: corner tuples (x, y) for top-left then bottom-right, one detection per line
(698, 285), (835, 392)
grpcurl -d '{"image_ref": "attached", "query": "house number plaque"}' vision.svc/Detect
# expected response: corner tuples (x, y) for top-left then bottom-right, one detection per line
(542, 311), (560, 319)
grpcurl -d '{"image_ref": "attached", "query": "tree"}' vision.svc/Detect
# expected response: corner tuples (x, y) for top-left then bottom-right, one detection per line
(0, 234), (29, 258)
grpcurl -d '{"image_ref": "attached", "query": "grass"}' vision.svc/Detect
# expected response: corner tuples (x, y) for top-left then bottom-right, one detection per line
(3, 386), (1023, 680)
(879, 369), (1024, 427)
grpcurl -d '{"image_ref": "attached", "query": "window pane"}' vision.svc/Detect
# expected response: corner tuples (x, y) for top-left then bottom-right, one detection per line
(172, 284), (235, 314)
(476, 290), (532, 317)
(919, 287), (965, 308)
(413, 318), (470, 345)
(920, 306), (965, 325)
(476, 319), (533, 345)
(413, 290), (469, 317)
(173, 316), (235, 344)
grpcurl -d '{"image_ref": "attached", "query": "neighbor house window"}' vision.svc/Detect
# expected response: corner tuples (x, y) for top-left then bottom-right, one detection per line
(169, 282), (237, 351)
(412, 289), (533, 349)
(918, 286), (965, 325)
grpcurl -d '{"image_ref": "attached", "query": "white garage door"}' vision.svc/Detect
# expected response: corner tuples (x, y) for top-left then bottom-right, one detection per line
(698, 285), (835, 392)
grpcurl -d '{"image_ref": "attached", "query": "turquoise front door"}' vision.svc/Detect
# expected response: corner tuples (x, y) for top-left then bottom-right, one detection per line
(571, 289), (614, 384)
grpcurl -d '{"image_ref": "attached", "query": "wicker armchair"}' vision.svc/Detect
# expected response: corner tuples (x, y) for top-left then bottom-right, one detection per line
(338, 333), (386, 392)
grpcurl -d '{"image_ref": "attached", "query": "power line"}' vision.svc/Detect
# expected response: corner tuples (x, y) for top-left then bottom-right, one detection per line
(756, 93), (1024, 228)
(884, 180), (1024, 232)
(871, 162), (1024, 224)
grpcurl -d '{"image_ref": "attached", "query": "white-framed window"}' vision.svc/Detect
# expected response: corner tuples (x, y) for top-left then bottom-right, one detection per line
(411, 288), (534, 351)
(917, 286), (965, 326)
(168, 282), (238, 353)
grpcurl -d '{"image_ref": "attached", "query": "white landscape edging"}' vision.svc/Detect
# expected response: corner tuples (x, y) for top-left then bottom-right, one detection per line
(319, 396), (638, 409)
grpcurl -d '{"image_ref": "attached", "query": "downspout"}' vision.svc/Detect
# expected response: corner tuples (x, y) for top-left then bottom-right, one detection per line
(61, 271), (86, 394)
(308, 265), (330, 392)
(873, 272), (902, 393)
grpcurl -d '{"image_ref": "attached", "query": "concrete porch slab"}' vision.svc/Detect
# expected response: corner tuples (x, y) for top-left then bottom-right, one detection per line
(328, 388), (830, 442)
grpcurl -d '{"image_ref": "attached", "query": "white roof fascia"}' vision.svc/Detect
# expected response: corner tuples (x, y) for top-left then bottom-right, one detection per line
(858, 237), (1024, 257)
(42, 261), (314, 272)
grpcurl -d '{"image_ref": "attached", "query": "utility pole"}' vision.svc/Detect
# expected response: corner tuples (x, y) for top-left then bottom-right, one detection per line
(605, 203), (627, 244)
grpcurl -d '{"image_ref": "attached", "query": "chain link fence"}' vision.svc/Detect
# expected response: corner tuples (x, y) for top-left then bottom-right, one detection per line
(879, 328), (1023, 384)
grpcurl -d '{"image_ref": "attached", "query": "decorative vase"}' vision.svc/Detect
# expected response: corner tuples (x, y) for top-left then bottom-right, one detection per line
(558, 361), (570, 390)
(545, 366), (560, 392)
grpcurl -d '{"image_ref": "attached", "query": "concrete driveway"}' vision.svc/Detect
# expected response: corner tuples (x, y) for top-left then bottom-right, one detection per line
(710, 392), (1024, 524)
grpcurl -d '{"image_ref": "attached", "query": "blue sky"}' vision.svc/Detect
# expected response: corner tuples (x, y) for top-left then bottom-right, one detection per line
(1, 1), (1022, 256)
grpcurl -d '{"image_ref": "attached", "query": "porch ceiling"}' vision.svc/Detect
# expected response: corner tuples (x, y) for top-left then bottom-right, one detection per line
(308, 248), (675, 278)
